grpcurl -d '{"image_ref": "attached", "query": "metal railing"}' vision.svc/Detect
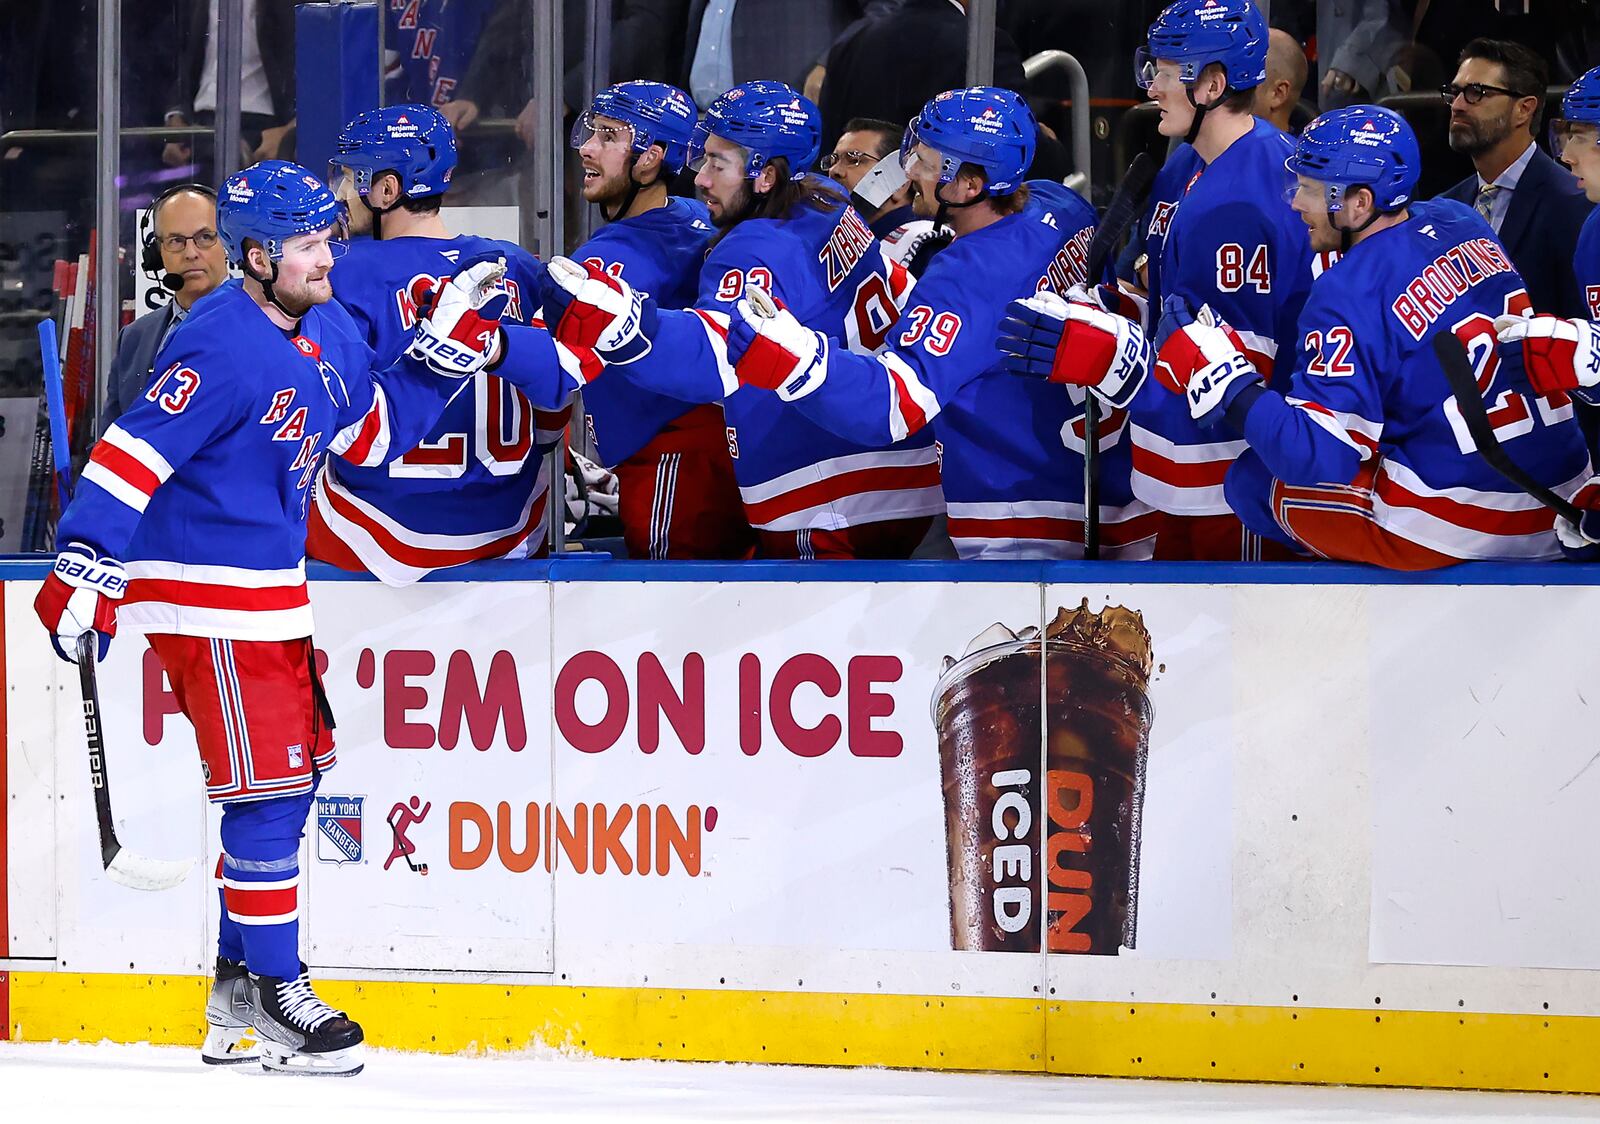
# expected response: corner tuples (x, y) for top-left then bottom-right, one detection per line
(1023, 50), (1092, 199)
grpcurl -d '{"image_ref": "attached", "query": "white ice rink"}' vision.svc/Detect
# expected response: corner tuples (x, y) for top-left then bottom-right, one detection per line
(1, 1042), (1596, 1123)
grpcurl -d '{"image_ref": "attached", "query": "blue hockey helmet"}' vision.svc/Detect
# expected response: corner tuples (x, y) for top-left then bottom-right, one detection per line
(333, 104), (457, 198)
(572, 81), (698, 173)
(1550, 65), (1600, 154)
(1136, 0), (1268, 94)
(1285, 105), (1420, 214)
(900, 86), (1036, 196)
(690, 81), (822, 177)
(219, 160), (347, 264)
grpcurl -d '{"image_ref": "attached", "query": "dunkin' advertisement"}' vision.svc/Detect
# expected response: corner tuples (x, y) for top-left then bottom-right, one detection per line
(67, 578), (1233, 982)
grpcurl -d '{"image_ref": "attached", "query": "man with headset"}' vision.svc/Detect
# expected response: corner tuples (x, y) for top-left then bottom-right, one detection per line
(101, 184), (231, 432)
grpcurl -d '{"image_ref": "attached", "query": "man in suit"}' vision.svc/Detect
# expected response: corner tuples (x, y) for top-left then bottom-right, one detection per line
(102, 187), (230, 433)
(684, 0), (894, 111)
(1438, 38), (1593, 318)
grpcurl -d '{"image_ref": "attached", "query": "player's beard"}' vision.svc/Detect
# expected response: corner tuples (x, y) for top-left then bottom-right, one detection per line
(584, 164), (633, 209)
(272, 272), (333, 316)
(704, 180), (755, 229)
(1448, 110), (1510, 156)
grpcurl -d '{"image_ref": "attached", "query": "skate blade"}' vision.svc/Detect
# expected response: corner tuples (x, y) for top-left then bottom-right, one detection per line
(201, 1024), (262, 1065)
(259, 1042), (364, 1077)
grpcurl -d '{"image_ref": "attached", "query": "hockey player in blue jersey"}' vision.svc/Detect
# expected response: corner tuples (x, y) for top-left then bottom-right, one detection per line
(308, 105), (583, 583)
(1116, 0), (1314, 560)
(542, 82), (942, 559)
(33, 161), (511, 1074)
(712, 87), (1156, 559)
(568, 81), (754, 560)
(1006, 108), (1592, 567)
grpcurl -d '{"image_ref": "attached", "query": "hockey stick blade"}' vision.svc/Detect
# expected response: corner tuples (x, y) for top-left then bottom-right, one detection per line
(1431, 333), (1583, 525)
(76, 632), (195, 892)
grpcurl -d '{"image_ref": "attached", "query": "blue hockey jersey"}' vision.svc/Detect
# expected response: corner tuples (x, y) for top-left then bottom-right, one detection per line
(1578, 205), (1600, 319)
(316, 234), (571, 585)
(1137, 143), (1204, 323)
(571, 196), (718, 468)
(1233, 199), (1590, 560)
(64, 280), (468, 639)
(619, 180), (943, 532)
(1127, 118), (1314, 516)
(757, 181), (1154, 560)
(385, 0), (494, 108)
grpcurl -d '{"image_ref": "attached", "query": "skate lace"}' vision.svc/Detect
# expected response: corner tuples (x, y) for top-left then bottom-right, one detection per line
(278, 974), (339, 1032)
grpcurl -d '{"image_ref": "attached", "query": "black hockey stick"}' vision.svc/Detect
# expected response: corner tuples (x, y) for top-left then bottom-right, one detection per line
(76, 632), (195, 891)
(1432, 332), (1583, 525)
(1079, 152), (1159, 560)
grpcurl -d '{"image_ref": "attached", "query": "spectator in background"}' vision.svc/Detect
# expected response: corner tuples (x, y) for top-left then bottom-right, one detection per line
(443, 0), (687, 150)
(102, 186), (229, 433)
(1254, 27), (1310, 132)
(820, 118), (935, 267)
(1316, 0), (1410, 108)
(1438, 38), (1593, 318)
(686, 0), (893, 119)
(816, 0), (1025, 152)
(163, 0), (300, 170)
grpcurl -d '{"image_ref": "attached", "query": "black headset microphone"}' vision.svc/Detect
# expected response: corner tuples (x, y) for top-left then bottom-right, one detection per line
(140, 183), (219, 294)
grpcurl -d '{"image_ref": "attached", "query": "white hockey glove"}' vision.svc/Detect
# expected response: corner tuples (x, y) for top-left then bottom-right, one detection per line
(1495, 312), (1600, 401)
(410, 258), (510, 377)
(1152, 299), (1262, 428)
(33, 544), (125, 662)
(727, 284), (830, 401)
(543, 256), (656, 366)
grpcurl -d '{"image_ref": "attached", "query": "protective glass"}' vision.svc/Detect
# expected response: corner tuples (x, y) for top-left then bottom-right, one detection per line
(570, 109), (637, 152)
(819, 149), (877, 173)
(328, 163), (370, 197)
(898, 123), (958, 185)
(1283, 178), (1351, 214)
(1134, 49), (1197, 91)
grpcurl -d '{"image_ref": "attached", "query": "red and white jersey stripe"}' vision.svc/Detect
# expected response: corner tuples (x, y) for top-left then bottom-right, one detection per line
(329, 382), (397, 467)
(1129, 424), (1250, 516)
(81, 426), (175, 514)
(119, 561), (314, 640)
(1371, 459), (1585, 560)
(945, 498), (1161, 560)
(736, 446), (944, 532)
(222, 870), (300, 926)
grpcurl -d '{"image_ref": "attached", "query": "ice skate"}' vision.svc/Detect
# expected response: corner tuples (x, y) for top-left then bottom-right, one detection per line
(246, 965), (364, 1077)
(200, 956), (260, 1065)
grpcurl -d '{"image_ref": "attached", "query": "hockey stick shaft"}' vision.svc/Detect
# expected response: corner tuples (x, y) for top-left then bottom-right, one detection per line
(1079, 153), (1159, 561)
(1431, 333), (1583, 524)
(76, 631), (124, 870)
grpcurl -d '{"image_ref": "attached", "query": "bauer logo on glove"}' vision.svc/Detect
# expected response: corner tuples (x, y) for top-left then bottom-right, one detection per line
(409, 257), (510, 377)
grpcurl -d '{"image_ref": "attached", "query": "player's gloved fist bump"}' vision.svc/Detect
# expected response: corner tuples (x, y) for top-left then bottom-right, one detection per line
(998, 289), (1152, 410)
(1083, 281), (1150, 330)
(33, 544), (125, 663)
(1152, 300), (1261, 427)
(544, 256), (656, 365)
(1495, 313), (1600, 400)
(410, 257), (511, 377)
(729, 287), (829, 401)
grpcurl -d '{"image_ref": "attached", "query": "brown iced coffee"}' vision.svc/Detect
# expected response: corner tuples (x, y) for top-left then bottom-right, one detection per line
(932, 601), (1153, 955)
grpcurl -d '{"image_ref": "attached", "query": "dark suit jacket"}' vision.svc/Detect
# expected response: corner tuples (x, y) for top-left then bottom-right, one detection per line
(681, 0), (895, 95)
(167, 0), (299, 124)
(819, 0), (1027, 151)
(1439, 146), (1594, 318)
(102, 301), (183, 435)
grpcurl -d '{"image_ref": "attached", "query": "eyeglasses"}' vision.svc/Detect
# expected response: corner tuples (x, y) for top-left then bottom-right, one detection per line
(819, 149), (878, 172)
(160, 229), (219, 253)
(1440, 82), (1531, 106)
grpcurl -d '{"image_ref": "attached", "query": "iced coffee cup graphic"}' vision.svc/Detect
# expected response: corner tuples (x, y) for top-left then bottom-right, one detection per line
(932, 601), (1154, 955)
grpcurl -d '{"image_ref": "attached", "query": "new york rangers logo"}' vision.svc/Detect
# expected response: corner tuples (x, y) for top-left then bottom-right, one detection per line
(316, 795), (365, 864)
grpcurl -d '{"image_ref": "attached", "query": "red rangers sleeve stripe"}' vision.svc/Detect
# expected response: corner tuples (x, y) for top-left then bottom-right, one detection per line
(80, 426), (175, 513)
(331, 383), (392, 466)
(690, 309), (739, 398)
(878, 351), (941, 440)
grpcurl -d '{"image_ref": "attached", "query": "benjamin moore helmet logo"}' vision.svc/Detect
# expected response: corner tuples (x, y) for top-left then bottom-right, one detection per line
(316, 794), (365, 864)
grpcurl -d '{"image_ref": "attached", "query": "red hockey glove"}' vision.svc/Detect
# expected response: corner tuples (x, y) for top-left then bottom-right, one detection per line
(34, 544), (124, 663)
(543, 256), (657, 365)
(1152, 299), (1261, 427)
(997, 288), (1152, 409)
(728, 285), (830, 400)
(410, 258), (511, 377)
(1495, 313), (1600, 400)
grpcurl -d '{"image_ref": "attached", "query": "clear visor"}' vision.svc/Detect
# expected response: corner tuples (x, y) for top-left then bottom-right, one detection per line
(570, 110), (637, 152)
(1550, 117), (1600, 156)
(327, 163), (371, 198)
(276, 215), (350, 263)
(1134, 49), (1197, 91)
(1283, 177), (1351, 214)
(898, 123), (957, 185)
(690, 140), (748, 177)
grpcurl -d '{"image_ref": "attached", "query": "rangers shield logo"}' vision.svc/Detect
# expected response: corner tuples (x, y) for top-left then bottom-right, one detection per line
(316, 795), (365, 864)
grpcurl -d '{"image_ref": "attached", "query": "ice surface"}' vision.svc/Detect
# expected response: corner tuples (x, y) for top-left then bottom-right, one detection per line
(0, 1041), (1593, 1123)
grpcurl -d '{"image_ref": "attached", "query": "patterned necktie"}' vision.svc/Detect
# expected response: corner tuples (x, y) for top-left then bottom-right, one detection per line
(1475, 183), (1502, 224)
